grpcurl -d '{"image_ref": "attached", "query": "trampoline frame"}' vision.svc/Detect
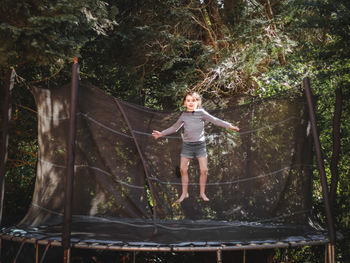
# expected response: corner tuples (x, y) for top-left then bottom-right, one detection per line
(0, 233), (333, 263)
(0, 233), (330, 251)
(0, 64), (336, 263)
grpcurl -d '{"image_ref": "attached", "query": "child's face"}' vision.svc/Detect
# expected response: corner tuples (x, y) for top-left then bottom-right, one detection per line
(184, 95), (198, 112)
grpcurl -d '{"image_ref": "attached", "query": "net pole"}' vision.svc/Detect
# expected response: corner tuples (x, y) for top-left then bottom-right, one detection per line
(303, 76), (336, 245)
(0, 68), (15, 224)
(62, 58), (79, 262)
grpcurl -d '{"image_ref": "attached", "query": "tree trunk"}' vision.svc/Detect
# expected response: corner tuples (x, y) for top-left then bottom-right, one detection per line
(263, 0), (286, 66)
(223, 0), (243, 20)
(206, 0), (226, 48)
(329, 87), (342, 208)
(199, 0), (228, 54)
(0, 68), (15, 224)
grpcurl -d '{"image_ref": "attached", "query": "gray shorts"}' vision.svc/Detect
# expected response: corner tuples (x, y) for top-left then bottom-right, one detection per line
(181, 141), (207, 159)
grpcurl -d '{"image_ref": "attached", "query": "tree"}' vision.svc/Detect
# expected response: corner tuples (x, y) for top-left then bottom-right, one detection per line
(268, 0), (350, 261)
(1, 0), (350, 261)
(0, 0), (116, 79)
(0, 0), (117, 224)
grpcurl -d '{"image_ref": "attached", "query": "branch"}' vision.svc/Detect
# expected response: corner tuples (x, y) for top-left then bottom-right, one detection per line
(7, 158), (36, 168)
(15, 104), (37, 115)
(28, 64), (64, 85)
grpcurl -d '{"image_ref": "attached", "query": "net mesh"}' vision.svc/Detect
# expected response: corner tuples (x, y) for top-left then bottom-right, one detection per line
(10, 81), (326, 246)
(119, 94), (313, 223)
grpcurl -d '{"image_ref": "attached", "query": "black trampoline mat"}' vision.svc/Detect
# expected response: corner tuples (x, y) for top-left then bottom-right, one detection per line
(1, 216), (329, 248)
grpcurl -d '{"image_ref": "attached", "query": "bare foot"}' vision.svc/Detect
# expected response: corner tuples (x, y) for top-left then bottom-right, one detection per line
(175, 193), (189, 203)
(200, 194), (209, 202)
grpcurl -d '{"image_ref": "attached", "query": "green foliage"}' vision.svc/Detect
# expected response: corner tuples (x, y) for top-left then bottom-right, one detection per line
(0, 0), (116, 68)
(1, 0), (350, 261)
(267, 0), (350, 261)
(253, 60), (306, 97)
(3, 84), (37, 225)
(78, 0), (302, 107)
(79, 0), (212, 108)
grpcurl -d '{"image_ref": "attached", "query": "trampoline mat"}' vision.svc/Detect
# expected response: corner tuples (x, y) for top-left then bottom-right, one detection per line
(1, 216), (329, 248)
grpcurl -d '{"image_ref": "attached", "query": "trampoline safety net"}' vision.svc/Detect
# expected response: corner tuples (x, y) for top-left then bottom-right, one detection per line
(3, 82), (328, 247)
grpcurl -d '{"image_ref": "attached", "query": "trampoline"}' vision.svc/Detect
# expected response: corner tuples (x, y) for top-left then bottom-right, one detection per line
(0, 65), (336, 262)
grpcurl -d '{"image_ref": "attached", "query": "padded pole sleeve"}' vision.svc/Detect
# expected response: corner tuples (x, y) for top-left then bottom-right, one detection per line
(303, 76), (336, 244)
(0, 68), (15, 224)
(62, 60), (79, 252)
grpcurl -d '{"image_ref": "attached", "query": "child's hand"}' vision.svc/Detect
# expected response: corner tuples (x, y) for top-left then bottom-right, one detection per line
(152, 130), (162, 139)
(230, 125), (240, 132)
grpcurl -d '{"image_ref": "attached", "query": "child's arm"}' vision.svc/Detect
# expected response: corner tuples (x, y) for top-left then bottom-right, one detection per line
(202, 109), (239, 131)
(152, 115), (184, 140)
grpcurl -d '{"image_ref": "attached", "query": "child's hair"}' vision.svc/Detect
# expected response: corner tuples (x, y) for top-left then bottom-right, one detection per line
(184, 91), (202, 108)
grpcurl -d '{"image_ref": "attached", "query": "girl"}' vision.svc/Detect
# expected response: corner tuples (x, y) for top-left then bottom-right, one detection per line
(152, 92), (239, 203)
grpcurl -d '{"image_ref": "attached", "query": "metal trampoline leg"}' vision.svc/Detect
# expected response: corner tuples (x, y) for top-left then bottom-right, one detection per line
(40, 242), (51, 263)
(217, 249), (222, 263)
(133, 251), (136, 263)
(35, 243), (38, 263)
(327, 243), (335, 263)
(325, 243), (335, 263)
(63, 247), (71, 263)
(13, 240), (25, 263)
(243, 250), (246, 263)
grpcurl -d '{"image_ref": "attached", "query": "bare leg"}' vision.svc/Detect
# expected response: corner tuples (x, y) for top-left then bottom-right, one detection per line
(175, 156), (190, 203)
(198, 157), (209, 201)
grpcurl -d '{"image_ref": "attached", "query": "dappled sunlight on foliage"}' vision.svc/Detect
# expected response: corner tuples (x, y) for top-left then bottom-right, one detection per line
(1, 0), (350, 262)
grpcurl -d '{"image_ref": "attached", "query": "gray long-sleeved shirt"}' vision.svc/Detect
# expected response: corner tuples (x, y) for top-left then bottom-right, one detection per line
(161, 109), (232, 142)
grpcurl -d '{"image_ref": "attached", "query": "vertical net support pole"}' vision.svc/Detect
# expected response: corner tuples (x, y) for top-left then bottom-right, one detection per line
(62, 58), (79, 263)
(303, 77), (336, 247)
(0, 68), (15, 224)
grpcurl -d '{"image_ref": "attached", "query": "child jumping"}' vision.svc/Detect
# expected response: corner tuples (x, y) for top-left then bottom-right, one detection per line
(152, 92), (239, 203)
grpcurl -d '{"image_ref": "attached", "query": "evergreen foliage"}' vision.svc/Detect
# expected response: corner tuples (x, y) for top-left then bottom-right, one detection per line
(1, 0), (349, 261)
(0, 0), (116, 70)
